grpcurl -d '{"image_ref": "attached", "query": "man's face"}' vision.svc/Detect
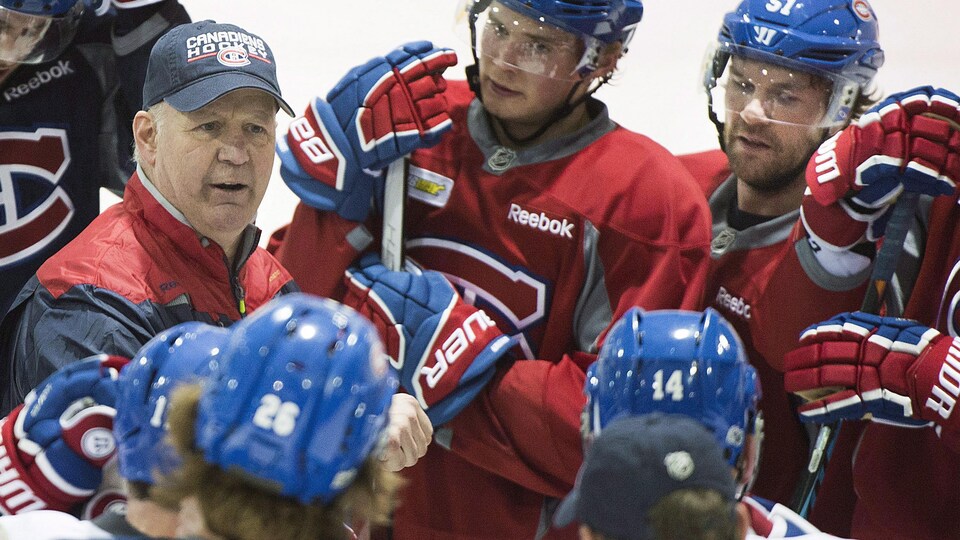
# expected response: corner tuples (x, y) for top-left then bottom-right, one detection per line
(722, 56), (832, 192)
(0, 9), (52, 69)
(476, 2), (589, 129)
(144, 89), (277, 249)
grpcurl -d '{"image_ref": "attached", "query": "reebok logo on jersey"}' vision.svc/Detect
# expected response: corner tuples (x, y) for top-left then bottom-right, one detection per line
(715, 287), (751, 320)
(3, 60), (74, 102)
(507, 203), (575, 239)
(925, 337), (960, 421)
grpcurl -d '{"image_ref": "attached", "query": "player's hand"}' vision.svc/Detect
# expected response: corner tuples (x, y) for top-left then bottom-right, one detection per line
(379, 393), (433, 471)
(0, 355), (128, 516)
(802, 86), (960, 250)
(784, 312), (960, 446)
(329, 41), (457, 170)
(343, 253), (515, 425)
(280, 41), (457, 222)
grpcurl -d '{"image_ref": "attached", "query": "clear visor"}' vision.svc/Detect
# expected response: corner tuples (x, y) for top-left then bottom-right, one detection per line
(703, 42), (860, 129)
(456, 0), (599, 81)
(0, 0), (83, 67)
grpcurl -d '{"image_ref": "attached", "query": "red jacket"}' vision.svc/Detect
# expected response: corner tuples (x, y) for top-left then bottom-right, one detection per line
(0, 172), (296, 413)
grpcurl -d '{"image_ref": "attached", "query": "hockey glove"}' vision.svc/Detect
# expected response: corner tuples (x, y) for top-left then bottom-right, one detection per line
(802, 86), (960, 250)
(280, 41), (457, 222)
(0, 355), (128, 516)
(785, 312), (960, 448)
(344, 253), (515, 426)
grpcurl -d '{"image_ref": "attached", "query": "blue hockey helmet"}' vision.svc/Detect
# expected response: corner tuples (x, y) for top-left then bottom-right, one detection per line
(195, 293), (398, 505)
(704, 0), (884, 130)
(114, 322), (229, 485)
(583, 307), (760, 468)
(0, 0), (85, 65)
(458, 0), (643, 81)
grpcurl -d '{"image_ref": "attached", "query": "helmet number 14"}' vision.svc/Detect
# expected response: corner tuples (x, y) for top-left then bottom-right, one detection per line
(765, 0), (798, 16)
(652, 369), (685, 402)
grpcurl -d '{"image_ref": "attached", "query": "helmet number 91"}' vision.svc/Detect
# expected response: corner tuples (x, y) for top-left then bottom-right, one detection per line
(765, 0), (798, 15)
(252, 393), (301, 437)
(652, 369), (685, 402)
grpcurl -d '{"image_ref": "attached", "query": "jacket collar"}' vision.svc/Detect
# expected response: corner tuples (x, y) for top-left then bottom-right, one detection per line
(123, 168), (262, 278)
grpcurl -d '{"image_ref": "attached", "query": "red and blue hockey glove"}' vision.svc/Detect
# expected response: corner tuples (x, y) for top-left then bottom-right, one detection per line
(785, 312), (960, 449)
(802, 86), (960, 250)
(0, 355), (128, 516)
(344, 253), (515, 426)
(280, 41), (457, 222)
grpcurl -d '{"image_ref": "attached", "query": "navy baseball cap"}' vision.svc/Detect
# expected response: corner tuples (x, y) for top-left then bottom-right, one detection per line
(142, 20), (294, 116)
(554, 413), (736, 540)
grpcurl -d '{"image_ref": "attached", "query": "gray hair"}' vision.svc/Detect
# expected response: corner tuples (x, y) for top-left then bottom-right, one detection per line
(132, 102), (173, 165)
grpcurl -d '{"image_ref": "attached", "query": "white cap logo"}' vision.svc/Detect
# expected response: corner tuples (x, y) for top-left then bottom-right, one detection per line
(217, 46), (251, 67)
(664, 451), (695, 481)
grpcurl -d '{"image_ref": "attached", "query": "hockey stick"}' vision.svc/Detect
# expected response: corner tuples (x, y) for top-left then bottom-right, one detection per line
(789, 191), (920, 517)
(381, 157), (409, 271)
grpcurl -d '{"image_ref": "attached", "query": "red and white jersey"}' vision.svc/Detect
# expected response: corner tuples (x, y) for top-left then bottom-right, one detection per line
(680, 151), (868, 534)
(274, 80), (712, 539)
(0, 511), (110, 539)
(744, 495), (850, 539)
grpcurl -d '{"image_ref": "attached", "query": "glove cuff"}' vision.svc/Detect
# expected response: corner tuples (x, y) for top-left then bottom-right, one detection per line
(0, 409), (75, 515)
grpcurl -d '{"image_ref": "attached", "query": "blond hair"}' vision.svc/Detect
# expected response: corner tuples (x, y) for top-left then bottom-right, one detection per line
(154, 384), (403, 540)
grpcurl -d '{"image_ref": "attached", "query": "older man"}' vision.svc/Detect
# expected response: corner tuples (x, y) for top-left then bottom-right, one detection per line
(0, 20), (298, 414)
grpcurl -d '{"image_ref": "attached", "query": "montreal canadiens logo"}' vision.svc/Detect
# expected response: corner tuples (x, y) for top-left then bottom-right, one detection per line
(853, 0), (872, 20)
(81, 427), (116, 460)
(217, 46), (250, 67)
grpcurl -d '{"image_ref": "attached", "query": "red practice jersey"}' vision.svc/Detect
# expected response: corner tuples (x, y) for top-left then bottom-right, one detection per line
(681, 150), (868, 535)
(274, 80), (712, 539)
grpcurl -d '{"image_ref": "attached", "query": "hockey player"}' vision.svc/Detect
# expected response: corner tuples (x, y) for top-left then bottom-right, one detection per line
(0, 19), (299, 413)
(678, 0), (888, 526)
(154, 293), (402, 540)
(0, 0), (190, 317)
(561, 307), (849, 539)
(270, 0), (712, 537)
(782, 85), (960, 539)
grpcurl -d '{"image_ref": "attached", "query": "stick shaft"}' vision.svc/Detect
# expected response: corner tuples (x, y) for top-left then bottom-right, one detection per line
(381, 158), (408, 271)
(790, 191), (920, 516)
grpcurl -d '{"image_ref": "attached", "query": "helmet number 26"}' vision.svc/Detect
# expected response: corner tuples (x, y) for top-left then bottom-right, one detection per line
(652, 369), (685, 402)
(253, 394), (301, 437)
(765, 0), (798, 16)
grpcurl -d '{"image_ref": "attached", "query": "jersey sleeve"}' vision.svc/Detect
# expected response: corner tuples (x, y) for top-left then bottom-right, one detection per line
(269, 203), (375, 299)
(446, 354), (590, 498)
